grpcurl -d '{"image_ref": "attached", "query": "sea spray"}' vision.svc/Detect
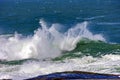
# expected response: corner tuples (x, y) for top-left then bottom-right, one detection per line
(0, 19), (105, 61)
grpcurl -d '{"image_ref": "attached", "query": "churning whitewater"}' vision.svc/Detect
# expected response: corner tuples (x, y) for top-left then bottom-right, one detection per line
(0, 20), (120, 79)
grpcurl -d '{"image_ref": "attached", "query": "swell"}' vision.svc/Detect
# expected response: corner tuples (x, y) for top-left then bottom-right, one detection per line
(53, 39), (120, 61)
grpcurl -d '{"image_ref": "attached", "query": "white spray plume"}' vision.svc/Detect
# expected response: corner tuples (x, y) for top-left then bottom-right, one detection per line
(0, 19), (105, 61)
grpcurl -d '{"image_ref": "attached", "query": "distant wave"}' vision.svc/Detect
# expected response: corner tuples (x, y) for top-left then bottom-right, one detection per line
(97, 22), (120, 25)
(84, 16), (105, 20)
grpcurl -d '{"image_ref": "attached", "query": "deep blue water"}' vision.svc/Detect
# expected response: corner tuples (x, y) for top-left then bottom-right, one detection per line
(0, 0), (120, 43)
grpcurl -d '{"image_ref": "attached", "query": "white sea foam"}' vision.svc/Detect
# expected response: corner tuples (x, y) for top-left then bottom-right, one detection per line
(0, 54), (120, 79)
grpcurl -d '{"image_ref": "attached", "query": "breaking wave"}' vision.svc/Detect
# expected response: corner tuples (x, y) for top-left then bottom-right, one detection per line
(0, 19), (105, 61)
(0, 20), (120, 80)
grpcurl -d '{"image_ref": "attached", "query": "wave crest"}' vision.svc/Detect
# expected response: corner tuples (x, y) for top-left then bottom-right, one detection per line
(0, 19), (105, 61)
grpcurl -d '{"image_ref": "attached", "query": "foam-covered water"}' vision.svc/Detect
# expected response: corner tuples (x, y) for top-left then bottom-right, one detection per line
(1, 54), (120, 79)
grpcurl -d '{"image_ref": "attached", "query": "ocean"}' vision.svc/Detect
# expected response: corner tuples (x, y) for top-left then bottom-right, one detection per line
(0, 0), (120, 79)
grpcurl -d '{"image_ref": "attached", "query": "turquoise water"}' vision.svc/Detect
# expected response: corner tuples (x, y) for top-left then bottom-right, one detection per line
(0, 0), (120, 79)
